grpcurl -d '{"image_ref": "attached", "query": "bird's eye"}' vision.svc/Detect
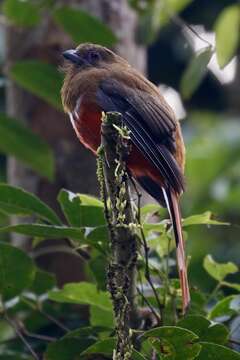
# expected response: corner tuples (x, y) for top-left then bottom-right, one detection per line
(88, 51), (101, 64)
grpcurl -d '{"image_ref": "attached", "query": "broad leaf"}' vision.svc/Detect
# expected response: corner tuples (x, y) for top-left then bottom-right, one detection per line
(3, 0), (40, 27)
(78, 194), (103, 207)
(90, 305), (114, 329)
(88, 254), (107, 290)
(143, 222), (166, 233)
(0, 114), (55, 180)
(64, 326), (110, 339)
(45, 338), (94, 360)
(49, 282), (112, 311)
(0, 184), (61, 225)
(215, 5), (240, 68)
(53, 6), (117, 46)
(208, 295), (237, 320)
(197, 342), (240, 359)
(142, 326), (201, 359)
(86, 226), (109, 253)
(58, 189), (82, 227)
(140, 204), (161, 222)
(203, 255), (238, 282)
(159, 0), (194, 27)
(58, 189), (105, 227)
(222, 281), (240, 292)
(10, 61), (63, 111)
(30, 269), (56, 295)
(132, 350), (148, 360)
(180, 48), (213, 99)
(148, 233), (173, 257)
(81, 338), (115, 357)
(178, 315), (229, 345)
(0, 224), (85, 241)
(183, 212), (229, 227)
(0, 243), (35, 299)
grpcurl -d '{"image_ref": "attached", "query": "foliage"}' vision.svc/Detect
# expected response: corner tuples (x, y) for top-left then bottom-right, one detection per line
(215, 5), (240, 69)
(0, 114), (55, 180)
(53, 6), (117, 46)
(0, 187), (239, 358)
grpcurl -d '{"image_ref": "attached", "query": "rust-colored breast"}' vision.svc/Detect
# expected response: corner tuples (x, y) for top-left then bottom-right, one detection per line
(71, 100), (165, 186)
(71, 100), (102, 153)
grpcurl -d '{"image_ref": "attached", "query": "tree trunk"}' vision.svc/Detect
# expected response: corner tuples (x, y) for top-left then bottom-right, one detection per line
(5, 0), (146, 283)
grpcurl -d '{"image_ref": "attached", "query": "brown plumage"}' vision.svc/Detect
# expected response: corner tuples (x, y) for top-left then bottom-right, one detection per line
(61, 43), (190, 313)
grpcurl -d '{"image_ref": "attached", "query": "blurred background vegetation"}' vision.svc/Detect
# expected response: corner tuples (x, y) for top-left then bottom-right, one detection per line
(0, 0), (239, 358)
(0, 0), (239, 290)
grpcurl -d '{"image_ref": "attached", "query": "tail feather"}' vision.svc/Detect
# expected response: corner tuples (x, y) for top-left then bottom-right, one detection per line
(162, 187), (190, 314)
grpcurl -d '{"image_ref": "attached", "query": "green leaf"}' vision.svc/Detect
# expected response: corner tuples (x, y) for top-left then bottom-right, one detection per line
(0, 114), (55, 180)
(45, 338), (94, 360)
(10, 61), (63, 111)
(3, 0), (40, 27)
(89, 254), (107, 290)
(0, 224), (85, 241)
(49, 282), (112, 311)
(80, 338), (115, 357)
(215, 5), (240, 69)
(197, 342), (240, 360)
(180, 48), (213, 99)
(64, 326), (110, 339)
(140, 204), (161, 222)
(203, 255), (238, 282)
(178, 316), (229, 345)
(78, 194), (103, 207)
(183, 211), (229, 227)
(159, 0), (193, 27)
(143, 222), (166, 233)
(87, 226), (108, 244)
(58, 189), (105, 227)
(222, 281), (240, 292)
(90, 305), (114, 329)
(132, 350), (148, 360)
(30, 269), (56, 295)
(53, 6), (117, 46)
(148, 232), (173, 257)
(142, 326), (201, 359)
(208, 295), (237, 320)
(0, 243), (36, 299)
(0, 184), (61, 225)
(58, 189), (82, 227)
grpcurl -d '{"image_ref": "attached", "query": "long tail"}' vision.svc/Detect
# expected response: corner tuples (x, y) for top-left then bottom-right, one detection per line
(162, 186), (190, 314)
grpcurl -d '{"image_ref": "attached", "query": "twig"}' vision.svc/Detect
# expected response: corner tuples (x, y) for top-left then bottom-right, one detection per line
(171, 14), (213, 48)
(38, 307), (70, 332)
(4, 313), (39, 360)
(21, 296), (69, 332)
(136, 287), (161, 325)
(130, 177), (163, 325)
(16, 320), (57, 342)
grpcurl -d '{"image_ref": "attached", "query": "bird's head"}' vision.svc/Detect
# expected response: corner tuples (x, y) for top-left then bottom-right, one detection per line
(62, 43), (119, 69)
(61, 43), (127, 112)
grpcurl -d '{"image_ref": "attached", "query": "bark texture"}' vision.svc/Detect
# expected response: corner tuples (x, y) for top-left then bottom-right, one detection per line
(99, 112), (139, 359)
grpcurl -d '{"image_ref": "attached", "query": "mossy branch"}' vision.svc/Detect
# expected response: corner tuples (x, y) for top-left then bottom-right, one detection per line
(97, 112), (139, 360)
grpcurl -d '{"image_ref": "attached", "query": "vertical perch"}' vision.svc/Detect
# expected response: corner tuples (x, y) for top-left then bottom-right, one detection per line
(98, 112), (138, 360)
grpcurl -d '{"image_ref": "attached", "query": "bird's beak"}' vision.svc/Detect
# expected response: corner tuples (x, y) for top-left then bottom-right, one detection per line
(62, 49), (85, 66)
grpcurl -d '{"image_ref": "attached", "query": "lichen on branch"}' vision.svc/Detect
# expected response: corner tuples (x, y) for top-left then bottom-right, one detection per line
(97, 112), (139, 360)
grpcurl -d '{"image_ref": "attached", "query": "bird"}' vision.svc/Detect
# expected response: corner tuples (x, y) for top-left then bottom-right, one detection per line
(61, 43), (190, 313)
